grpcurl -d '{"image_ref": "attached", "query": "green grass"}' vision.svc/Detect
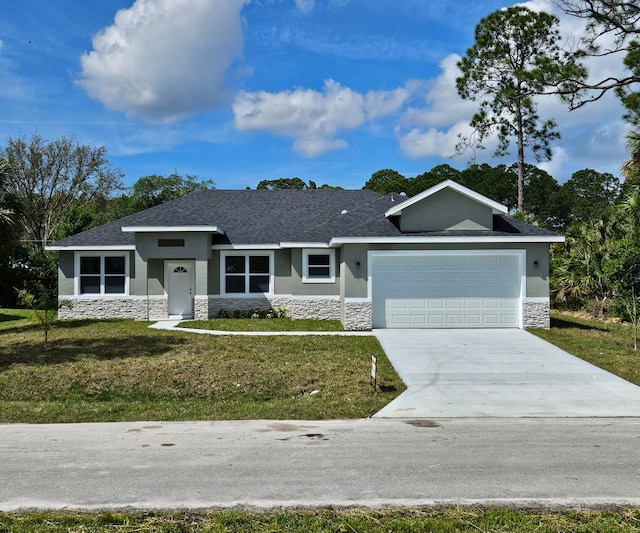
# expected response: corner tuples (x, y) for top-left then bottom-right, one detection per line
(0, 314), (403, 423)
(1, 508), (640, 532)
(179, 317), (346, 331)
(530, 311), (640, 386)
(0, 308), (32, 329)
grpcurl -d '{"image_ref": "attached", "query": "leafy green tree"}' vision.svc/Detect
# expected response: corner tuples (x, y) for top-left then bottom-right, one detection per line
(460, 164), (517, 209)
(363, 169), (409, 195)
(128, 173), (214, 211)
(255, 177), (340, 190)
(519, 164), (567, 229)
(561, 169), (621, 223)
(456, 6), (586, 212)
(407, 165), (462, 196)
(99, 173), (214, 222)
(2, 135), (124, 249)
(256, 177), (308, 190)
(52, 203), (98, 241)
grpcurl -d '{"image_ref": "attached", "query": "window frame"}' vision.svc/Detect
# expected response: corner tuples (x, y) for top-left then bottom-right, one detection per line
(302, 249), (336, 284)
(74, 251), (130, 296)
(220, 251), (275, 296)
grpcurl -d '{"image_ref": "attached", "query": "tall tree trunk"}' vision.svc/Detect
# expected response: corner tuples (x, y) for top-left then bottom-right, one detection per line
(516, 106), (525, 213)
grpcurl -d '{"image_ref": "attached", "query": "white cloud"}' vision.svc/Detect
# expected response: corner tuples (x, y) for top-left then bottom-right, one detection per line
(538, 146), (568, 178)
(233, 79), (410, 157)
(364, 86), (412, 120)
(294, 0), (315, 13)
(401, 55), (476, 128)
(396, 122), (471, 159)
(77, 0), (247, 123)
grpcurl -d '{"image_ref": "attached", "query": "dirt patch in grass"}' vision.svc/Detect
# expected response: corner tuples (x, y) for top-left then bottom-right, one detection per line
(0, 317), (403, 423)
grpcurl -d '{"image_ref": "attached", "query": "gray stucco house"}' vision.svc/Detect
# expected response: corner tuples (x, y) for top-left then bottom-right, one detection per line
(47, 180), (563, 329)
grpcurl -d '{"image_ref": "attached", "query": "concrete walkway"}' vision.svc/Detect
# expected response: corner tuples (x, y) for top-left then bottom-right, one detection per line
(149, 320), (373, 336)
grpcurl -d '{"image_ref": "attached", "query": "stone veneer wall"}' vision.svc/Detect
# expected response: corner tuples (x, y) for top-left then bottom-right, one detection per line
(194, 298), (209, 321)
(207, 296), (341, 321)
(342, 300), (372, 331)
(58, 297), (168, 321)
(522, 299), (550, 329)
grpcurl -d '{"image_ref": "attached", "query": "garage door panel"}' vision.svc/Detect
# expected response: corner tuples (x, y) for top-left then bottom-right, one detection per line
(372, 253), (522, 328)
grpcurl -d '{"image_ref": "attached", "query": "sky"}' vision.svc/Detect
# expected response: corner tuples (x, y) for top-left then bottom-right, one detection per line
(0, 0), (632, 190)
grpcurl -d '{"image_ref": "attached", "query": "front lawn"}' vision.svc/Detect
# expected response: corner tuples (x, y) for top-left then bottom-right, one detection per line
(0, 312), (403, 424)
(530, 311), (640, 386)
(2, 508), (640, 532)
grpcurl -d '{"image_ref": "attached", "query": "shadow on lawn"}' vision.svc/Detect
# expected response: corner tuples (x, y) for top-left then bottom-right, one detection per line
(550, 316), (609, 331)
(0, 331), (188, 368)
(0, 312), (29, 323)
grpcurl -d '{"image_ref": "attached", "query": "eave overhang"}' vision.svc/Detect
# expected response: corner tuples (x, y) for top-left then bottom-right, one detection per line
(121, 225), (223, 233)
(330, 235), (565, 246)
(45, 245), (137, 251)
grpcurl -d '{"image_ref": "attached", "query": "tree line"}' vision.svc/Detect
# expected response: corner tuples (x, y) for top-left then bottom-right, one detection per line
(0, 132), (629, 313)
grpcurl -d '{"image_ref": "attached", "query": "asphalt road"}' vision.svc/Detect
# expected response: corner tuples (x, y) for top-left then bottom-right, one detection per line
(2, 418), (640, 510)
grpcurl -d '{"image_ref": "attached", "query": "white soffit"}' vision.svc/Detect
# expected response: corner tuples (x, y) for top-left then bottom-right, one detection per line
(121, 225), (222, 233)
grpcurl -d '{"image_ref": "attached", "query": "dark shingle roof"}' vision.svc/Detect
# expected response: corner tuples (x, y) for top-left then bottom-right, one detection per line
(50, 189), (560, 248)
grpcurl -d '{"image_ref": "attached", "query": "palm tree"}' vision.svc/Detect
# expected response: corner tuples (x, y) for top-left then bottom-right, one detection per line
(0, 159), (22, 248)
(551, 209), (625, 315)
(622, 130), (640, 226)
(622, 130), (640, 183)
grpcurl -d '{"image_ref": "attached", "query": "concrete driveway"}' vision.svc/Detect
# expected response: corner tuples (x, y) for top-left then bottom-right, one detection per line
(373, 329), (640, 418)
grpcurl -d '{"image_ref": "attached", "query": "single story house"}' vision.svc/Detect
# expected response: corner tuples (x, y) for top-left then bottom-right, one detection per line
(47, 180), (563, 330)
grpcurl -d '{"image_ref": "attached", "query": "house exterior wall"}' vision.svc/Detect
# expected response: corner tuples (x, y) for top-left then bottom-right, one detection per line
(57, 250), (136, 297)
(56, 240), (551, 329)
(57, 251), (75, 296)
(288, 248), (340, 296)
(338, 242), (551, 329)
(340, 242), (550, 299)
(399, 189), (493, 231)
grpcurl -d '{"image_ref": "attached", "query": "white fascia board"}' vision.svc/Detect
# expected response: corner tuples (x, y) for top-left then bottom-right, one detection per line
(331, 235), (565, 245)
(385, 179), (508, 217)
(213, 243), (282, 250)
(279, 242), (331, 249)
(121, 225), (222, 233)
(45, 245), (136, 251)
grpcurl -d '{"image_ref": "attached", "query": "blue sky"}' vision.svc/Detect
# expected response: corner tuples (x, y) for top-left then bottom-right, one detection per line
(0, 0), (631, 190)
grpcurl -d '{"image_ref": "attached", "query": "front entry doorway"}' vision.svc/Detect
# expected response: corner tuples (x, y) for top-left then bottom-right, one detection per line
(166, 261), (195, 318)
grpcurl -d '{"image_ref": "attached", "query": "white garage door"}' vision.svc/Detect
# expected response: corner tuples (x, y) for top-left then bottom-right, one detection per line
(371, 252), (522, 328)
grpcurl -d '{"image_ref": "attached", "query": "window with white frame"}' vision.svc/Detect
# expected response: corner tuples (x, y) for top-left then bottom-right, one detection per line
(76, 253), (129, 295)
(302, 249), (335, 283)
(222, 252), (273, 295)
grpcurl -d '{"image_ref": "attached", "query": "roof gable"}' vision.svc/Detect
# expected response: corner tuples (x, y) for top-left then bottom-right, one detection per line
(385, 180), (508, 218)
(384, 180), (509, 233)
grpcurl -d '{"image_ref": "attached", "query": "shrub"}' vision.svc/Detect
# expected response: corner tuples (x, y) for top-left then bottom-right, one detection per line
(216, 307), (287, 319)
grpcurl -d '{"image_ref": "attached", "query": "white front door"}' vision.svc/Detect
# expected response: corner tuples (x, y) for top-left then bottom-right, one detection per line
(166, 261), (194, 318)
